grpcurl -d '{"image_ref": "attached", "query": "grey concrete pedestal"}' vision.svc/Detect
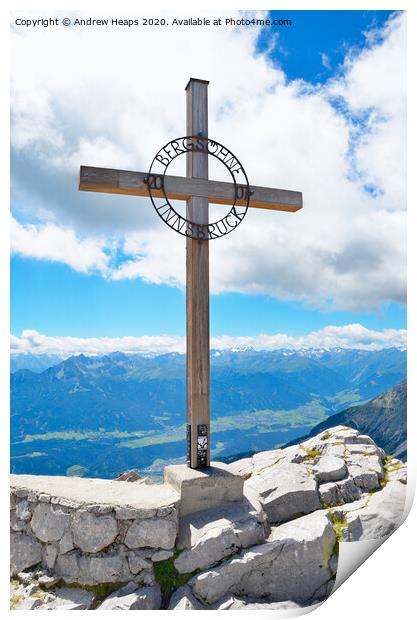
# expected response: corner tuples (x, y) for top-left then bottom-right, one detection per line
(164, 461), (244, 517)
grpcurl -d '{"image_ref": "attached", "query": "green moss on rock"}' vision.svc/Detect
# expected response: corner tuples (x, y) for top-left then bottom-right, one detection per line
(153, 551), (197, 608)
(329, 510), (348, 542)
(302, 449), (321, 461)
(66, 581), (127, 608)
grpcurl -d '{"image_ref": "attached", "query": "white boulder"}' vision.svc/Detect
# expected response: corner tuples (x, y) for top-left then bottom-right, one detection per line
(245, 462), (321, 523)
(42, 586), (95, 610)
(168, 585), (205, 610)
(336, 478), (407, 541)
(191, 510), (336, 606)
(312, 457), (347, 483)
(175, 501), (266, 573)
(98, 583), (161, 610)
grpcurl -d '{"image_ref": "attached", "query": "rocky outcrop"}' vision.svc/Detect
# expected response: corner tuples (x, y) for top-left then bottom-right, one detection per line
(190, 510), (336, 605)
(332, 458), (407, 541)
(245, 462), (322, 523)
(10, 426), (407, 610)
(240, 426), (388, 524)
(302, 380), (407, 460)
(174, 499), (268, 574)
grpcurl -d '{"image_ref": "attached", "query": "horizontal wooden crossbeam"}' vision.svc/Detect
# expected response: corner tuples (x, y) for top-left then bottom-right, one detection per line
(79, 166), (303, 212)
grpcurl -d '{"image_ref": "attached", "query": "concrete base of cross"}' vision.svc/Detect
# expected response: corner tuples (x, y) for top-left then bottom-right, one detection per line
(164, 461), (245, 517)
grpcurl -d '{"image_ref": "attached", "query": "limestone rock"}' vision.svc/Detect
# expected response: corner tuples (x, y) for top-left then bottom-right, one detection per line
(23, 583), (39, 597)
(212, 595), (248, 610)
(151, 549), (174, 562)
(387, 461), (407, 484)
(313, 577), (335, 600)
(245, 601), (304, 609)
(312, 457), (347, 483)
(227, 457), (254, 479)
(59, 530), (75, 554)
(30, 503), (69, 543)
(139, 568), (156, 586)
(175, 502), (266, 574)
(98, 584), (161, 610)
(17, 571), (36, 585)
(80, 553), (132, 584)
(43, 545), (58, 569)
(125, 517), (177, 550)
(191, 510), (336, 605)
(115, 506), (156, 520)
(115, 470), (142, 482)
(347, 465), (380, 492)
(10, 533), (42, 575)
(85, 504), (114, 515)
(175, 525), (245, 574)
(44, 586), (95, 610)
(10, 512), (27, 532)
(344, 433), (375, 445)
(71, 509), (118, 553)
(336, 478), (407, 541)
(38, 574), (60, 588)
(55, 552), (80, 580)
(13, 596), (43, 610)
(15, 500), (32, 521)
(245, 462), (321, 524)
(252, 448), (284, 472)
(128, 550), (153, 574)
(345, 451), (384, 491)
(213, 595), (303, 610)
(319, 477), (361, 506)
(168, 585), (205, 610)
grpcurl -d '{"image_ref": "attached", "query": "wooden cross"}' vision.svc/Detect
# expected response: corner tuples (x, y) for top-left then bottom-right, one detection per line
(79, 77), (302, 469)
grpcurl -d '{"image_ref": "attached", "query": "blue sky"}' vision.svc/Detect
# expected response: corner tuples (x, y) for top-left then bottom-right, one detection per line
(10, 10), (406, 353)
(258, 10), (394, 83)
(11, 258), (405, 339)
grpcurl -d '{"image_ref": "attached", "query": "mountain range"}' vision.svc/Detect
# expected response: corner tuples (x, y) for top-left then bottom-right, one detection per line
(294, 379), (407, 460)
(10, 347), (406, 479)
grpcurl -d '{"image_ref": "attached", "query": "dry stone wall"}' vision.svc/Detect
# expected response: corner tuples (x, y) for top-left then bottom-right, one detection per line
(10, 478), (178, 588)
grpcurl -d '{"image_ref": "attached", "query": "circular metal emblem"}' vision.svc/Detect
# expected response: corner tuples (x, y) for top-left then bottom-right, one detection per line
(145, 136), (251, 240)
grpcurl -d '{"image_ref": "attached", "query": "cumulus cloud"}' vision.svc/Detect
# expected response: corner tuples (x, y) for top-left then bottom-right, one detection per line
(11, 216), (110, 273)
(10, 10), (406, 310)
(10, 330), (186, 356)
(10, 324), (406, 356)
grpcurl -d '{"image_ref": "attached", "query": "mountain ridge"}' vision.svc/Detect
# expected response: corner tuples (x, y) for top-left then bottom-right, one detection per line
(284, 379), (407, 460)
(10, 347), (406, 479)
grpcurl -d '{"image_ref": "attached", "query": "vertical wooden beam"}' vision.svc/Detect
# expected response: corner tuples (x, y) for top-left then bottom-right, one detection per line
(185, 78), (210, 468)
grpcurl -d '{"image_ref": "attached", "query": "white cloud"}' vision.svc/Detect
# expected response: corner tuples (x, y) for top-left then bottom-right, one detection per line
(10, 10), (406, 311)
(11, 216), (110, 273)
(10, 324), (406, 356)
(327, 13), (406, 210)
(212, 324), (407, 352)
(10, 330), (186, 356)
(320, 52), (331, 70)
